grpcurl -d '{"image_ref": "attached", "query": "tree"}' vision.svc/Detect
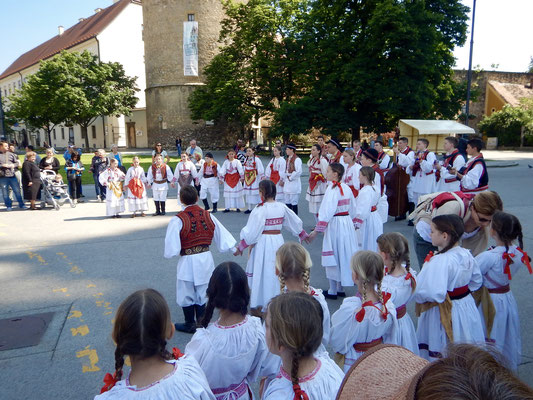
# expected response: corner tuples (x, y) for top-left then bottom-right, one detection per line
(9, 50), (138, 149)
(478, 99), (533, 146)
(528, 56), (533, 73)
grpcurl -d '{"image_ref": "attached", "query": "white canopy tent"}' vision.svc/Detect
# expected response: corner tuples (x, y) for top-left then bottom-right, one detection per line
(398, 119), (475, 152)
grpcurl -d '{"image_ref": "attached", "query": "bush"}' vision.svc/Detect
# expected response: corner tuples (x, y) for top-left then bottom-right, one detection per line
(478, 101), (533, 146)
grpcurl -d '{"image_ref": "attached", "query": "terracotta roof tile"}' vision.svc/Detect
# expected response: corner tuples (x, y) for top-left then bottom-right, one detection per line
(488, 80), (533, 107)
(0, 0), (136, 80)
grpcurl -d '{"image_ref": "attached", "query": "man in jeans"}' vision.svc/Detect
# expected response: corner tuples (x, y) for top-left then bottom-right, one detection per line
(90, 149), (108, 202)
(0, 141), (26, 211)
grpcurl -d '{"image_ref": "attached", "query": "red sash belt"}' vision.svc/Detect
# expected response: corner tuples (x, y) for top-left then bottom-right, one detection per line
(448, 285), (470, 300)
(396, 304), (407, 319)
(426, 171), (434, 175)
(461, 185), (489, 193)
(334, 211), (349, 217)
(309, 172), (326, 192)
(262, 230), (281, 235)
(371, 206), (377, 212)
(488, 284), (510, 294)
(353, 337), (383, 352)
(225, 172), (240, 188)
(348, 185), (358, 198)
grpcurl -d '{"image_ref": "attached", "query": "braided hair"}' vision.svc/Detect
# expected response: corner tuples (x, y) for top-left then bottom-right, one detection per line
(112, 289), (173, 381)
(275, 242), (312, 294)
(267, 293), (323, 400)
(432, 214), (465, 255)
(351, 251), (387, 316)
(329, 162), (345, 181)
(377, 232), (416, 291)
(201, 262), (250, 328)
(491, 211), (529, 260)
(259, 179), (276, 201)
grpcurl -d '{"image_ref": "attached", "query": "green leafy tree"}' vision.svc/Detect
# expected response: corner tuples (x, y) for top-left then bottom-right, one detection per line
(478, 99), (533, 146)
(9, 50), (138, 149)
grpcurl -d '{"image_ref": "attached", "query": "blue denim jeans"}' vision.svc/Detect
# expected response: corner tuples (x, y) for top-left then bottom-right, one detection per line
(0, 176), (25, 208)
(93, 173), (101, 197)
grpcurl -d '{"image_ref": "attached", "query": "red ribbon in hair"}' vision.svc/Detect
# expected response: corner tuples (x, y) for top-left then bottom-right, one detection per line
(424, 251), (434, 264)
(356, 295), (390, 323)
(100, 372), (119, 394)
(332, 181), (344, 196)
(172, 347), (184, 360)
(293, 384), (310, 400)
(516, 248), (532, 274)
(502, 252), (516, 280)
(404, 272), (413, 281)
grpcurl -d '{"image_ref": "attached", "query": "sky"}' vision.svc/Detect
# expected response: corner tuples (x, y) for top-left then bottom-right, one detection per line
(0, 0), (532, 75)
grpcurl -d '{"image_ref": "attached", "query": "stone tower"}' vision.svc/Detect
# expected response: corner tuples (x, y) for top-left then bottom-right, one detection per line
(142, 0), (236, 148)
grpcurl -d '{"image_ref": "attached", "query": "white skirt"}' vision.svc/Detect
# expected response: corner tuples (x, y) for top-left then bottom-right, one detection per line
(360, 211), (383, 252)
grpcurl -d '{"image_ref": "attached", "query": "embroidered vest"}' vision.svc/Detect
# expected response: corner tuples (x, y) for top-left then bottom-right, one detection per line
(287, 154), (299, 174)
(203, 162), (218, 178)
(437, 150), (461, 183)
(178, 205), (215, 251)
(459, 155), (488, 191)
(330, 151), (342, 164)
(152, 164), (167, 180)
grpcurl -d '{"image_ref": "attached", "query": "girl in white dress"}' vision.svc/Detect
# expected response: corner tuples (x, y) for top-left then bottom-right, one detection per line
(124, 156), (148, 217)
(475, 211), (532, 370)
(354, 166), (383, 252)
(265, 146), (286, 202)
(243, 147), (265, 213)
(263, 292), (344, 400)
(276, 242), (330, 349)
(147, 154), (174, 216)
(308, 163), (358, 299)
(220, 149), (245, 212)
(234, 180), (308, 311)
(96, 289), (214, 400)
(414, 214), (485, 362)
(377, 232), (419, 355)
(360, 148), (389, 223)
(306, 144), (328, 220)
(198, 153), (220, 213)
(283, 144), (302, 214)
(186, 262), (276, 400)
(99, 158), (126, 218)
(174, 153), (197, 209)
(341, 148), (361, 199)
(330, 251), (397, 373)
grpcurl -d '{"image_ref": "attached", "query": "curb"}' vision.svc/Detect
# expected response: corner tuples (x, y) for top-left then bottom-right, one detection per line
(486, 162), (519, 168)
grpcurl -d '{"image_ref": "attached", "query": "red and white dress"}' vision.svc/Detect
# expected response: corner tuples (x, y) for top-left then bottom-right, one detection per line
(219, 159), (244, 209)
(283, 155), (302, 206)
(342, 162), (361, 199)
(265, 156), (286, 202)
(124, 165), (149, 213)
(306, 156), (328, 215)
(354, 185), (382, 252)
(99, 167), (126, 216)
(237, 201), (308, 308)
(243, 156), (264, 206)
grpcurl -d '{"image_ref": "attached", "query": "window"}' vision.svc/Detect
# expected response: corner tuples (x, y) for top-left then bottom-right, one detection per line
(61, 128), (65, 140)
(53, 129), (56, 140)
(188, 14), (195, 21)
(81, 128), (87, 139)
(91, 126), (96, 139)
(18, 80), (21, 89)
(69, 127), (74, 142)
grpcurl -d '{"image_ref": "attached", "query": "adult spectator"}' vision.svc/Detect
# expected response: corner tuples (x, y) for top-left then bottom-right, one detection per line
(8, 143), (23, 199)
(109, 144), (125, 173)
(22, 151), (42, 210)
(175, 136), (182, 157)
(186, 139), (203, 161)
(412, 190), (503, 268)
(63, 144), (82, 162)
(0, 141), (26, 210)
(273, 139), (286, 157)
(65, 152), (85, 204)
(152, 143), (170, 164)
(91, 149), (109, 201)
(39, 148), (61, 174)
(233, 138), (244, 153)
(25, 145), (41, 164)
(450, 137), (488, 193)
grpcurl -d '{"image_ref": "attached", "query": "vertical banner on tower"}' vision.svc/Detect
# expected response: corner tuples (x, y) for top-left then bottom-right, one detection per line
(183, 21), (199, 76)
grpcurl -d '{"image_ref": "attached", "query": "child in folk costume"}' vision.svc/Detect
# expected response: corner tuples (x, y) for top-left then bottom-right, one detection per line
(193, 153), (205, 195)
(174, 153), (197, 209)
(124, 156), (148, 218)
(265, 145), (286, 202)
(147, 154), (174, 216)
(198, 153), (219, 213)
(330, 251), (397, 373)
(474, 211), (532, 370)
(220, 149), (245, 212)
(263, 292), (344, 400)
(243, 147), (265, 214)
(164, 186), (237, 334)
(393, 137), (416, 218)
(450, 138), (489, 194)
(99, 158), (126, 218)
(342, 148), (362, 198)
(374, 140), (391, 172)
(377, 232), (419, 355)
(96, 289), (214, 400)
(282, 143), (302, 214)
(434, 136), (465, 192)
(410, 138), (436, 204)
(234, 180), (308, 312)
(186, 262), (277, 400)
(307, 163), (359, 300)
(276, 242), (331, 349)
(354, 167), (383, 252)
(414, 214), (485, 362)
(360, 148), (389, 224)
(306, 144), (328, 220)
(326, 138), (344, 164)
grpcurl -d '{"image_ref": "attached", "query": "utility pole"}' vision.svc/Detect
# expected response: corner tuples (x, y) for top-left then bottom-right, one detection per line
(464, 0), (477, 127)
(0, 90), (6, 140)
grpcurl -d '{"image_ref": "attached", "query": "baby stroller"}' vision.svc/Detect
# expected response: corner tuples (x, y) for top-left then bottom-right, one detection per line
(40, 170), (75, 210)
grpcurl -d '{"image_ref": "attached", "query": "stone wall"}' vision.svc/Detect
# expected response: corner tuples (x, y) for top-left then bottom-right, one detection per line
(453, 70), (533, 132)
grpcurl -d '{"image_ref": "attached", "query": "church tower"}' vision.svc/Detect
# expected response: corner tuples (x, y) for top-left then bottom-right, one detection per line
(142, 0), (233, 147)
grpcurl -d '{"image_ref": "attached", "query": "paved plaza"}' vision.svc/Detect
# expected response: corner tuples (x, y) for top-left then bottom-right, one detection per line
(1, 149), (532, 399)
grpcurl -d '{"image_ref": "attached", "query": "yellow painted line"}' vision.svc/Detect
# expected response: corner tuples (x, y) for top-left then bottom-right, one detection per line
(103, 311), (113, 316)
(76, 346), (100, 373)
(87, 283), (96, 288)
(93, 293), (104, 298)
(67, 310), (83, 320)
(69, 266), (84, 274)
(56, 252), (64, 255)
(53, 288), (68, 293)
(71, 325), (90, 337)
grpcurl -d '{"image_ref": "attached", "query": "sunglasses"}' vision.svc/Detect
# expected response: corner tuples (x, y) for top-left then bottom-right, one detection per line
(472, 206), (491, 223)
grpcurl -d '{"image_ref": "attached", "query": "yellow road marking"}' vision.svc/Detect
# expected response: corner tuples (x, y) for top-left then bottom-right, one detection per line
(71, 325), (90, 337)
(53, 288), (68, 293)
(76, 346), (100, 373)
(67, 310), (83, 320)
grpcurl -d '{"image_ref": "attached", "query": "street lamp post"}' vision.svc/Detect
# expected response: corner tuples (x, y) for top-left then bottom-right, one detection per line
(0, 89), (6, 140)
(464, 0), (477, 127)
